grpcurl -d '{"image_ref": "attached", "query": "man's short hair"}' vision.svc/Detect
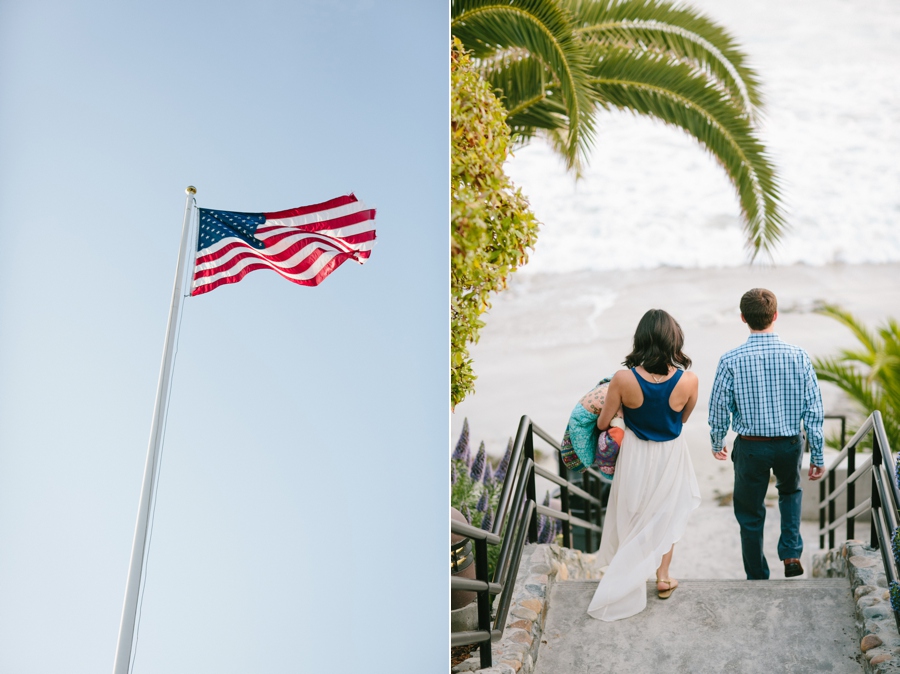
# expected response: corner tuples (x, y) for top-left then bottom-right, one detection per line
(740, 288), (777, 330)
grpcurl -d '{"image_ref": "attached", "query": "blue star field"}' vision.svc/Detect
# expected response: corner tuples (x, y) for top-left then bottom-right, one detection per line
(198, 208), (267, 252)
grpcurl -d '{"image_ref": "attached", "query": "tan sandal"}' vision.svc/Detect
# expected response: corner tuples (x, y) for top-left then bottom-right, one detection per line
(657, 577), (678, 599)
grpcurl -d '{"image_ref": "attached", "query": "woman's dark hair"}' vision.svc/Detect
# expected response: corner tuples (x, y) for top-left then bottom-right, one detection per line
(623, 309), (691, 375)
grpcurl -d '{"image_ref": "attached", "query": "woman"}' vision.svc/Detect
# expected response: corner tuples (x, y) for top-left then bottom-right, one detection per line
(587, 309), (701, 621)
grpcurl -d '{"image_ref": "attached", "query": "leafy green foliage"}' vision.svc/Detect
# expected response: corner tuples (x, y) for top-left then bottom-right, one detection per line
(451, 0), (786, 257)
(451, 39), (540, 407)
(813, 306), (900, 452)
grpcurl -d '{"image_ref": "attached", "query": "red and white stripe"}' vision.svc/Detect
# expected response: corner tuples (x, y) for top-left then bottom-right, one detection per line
(191, 194), (376, 296)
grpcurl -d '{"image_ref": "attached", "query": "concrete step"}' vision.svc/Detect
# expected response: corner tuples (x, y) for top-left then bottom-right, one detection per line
(535, 579), (863, 674)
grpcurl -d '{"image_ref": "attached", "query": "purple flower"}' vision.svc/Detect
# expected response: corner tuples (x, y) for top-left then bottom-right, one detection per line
(536, 514), (546, 542)
(481, 508), (493, 531)
(540, 515), (558, 544)
(452, 418), (470, 463)
(891, 582), (900, 613)
(450, 463), (458, 485)
(476, 489), (488, 512)
(541, 514), (561, 544)
(483, 461), (493, 485)
(892, 526), (900, 568)
(470, 442), (486, 481)
(495, 439), (512, 482)
(460, 504), (471, 524)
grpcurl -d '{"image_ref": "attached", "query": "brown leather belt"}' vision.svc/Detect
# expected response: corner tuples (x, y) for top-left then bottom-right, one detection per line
(740, 435), (787, 442)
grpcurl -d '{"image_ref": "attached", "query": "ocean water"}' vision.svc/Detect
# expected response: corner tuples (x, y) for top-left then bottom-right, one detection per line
(505, 0), (900, 273)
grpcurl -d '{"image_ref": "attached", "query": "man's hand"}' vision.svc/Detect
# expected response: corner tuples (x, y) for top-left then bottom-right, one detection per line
(713, 446), (728, 461)
(808, 464), (826, 481)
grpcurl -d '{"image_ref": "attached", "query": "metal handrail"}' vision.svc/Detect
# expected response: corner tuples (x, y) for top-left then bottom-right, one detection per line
(534, 419), (609, 551)
(450, 415), (608, 668)
(533, 465), (603, 504)
(818, 411), (900, 632)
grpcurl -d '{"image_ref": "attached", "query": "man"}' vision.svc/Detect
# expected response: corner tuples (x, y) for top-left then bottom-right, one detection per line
(709, 288), (825, 580)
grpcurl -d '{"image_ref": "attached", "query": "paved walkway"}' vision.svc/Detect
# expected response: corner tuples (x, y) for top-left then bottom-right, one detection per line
(535, 579), (863, 674)
(531, 504), (865, 673)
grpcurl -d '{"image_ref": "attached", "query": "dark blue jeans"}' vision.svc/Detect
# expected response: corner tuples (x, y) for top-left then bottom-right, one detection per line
(732, 435), (804, 580)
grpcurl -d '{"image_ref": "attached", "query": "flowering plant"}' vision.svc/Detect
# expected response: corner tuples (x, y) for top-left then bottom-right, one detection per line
(451, 420), (562, 581)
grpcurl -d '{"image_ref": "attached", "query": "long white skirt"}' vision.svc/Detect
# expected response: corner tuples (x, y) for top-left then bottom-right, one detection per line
(587, 427), (701, 621)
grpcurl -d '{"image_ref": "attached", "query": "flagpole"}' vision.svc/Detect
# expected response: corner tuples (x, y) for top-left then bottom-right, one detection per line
(113, 186), (197, 674)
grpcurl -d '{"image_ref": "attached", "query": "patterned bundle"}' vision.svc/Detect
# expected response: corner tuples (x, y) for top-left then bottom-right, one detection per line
(559, 378), (625, 478)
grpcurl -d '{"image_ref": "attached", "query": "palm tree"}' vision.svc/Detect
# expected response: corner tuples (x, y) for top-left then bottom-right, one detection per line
(813, 306), (900, 452)
(451, 0), (785, 257)
(452, 0), (596, 169)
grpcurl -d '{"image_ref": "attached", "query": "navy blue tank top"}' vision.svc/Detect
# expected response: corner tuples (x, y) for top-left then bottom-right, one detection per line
(622, 368), (685, 441)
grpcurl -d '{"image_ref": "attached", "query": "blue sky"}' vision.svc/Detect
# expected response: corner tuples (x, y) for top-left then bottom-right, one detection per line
(0, 1), (447, 672)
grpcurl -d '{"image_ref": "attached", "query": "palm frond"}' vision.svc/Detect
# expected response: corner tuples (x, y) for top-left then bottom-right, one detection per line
(479, 53), (573, 134)
(871, 354), (900, 394)
(815, 309), (900, 452)
(480, 53), (594, 171)
(480, 53), (549, 117)
(535, 126), (588, 177)
(585, 46), (784, 256)
(815, 305), (879, 355)
(564, 0), (762, 116)
(508, 95), (573, 140)
(452, 0), (596, 167)
(814, 357), (881, 411)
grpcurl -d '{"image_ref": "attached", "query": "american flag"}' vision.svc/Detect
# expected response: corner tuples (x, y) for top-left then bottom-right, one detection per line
(191, 194), (376, 296)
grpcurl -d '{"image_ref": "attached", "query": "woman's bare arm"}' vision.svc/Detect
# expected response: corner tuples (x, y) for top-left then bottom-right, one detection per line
(597, 373), (624, 430)
(680, 372), (699, 422)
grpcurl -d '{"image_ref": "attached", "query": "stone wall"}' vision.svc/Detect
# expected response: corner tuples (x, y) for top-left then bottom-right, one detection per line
(452, 543), (603, 674)
(813, 541), (900, 673)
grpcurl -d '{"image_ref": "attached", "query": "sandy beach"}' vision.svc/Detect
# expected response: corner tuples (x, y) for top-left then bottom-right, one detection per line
(451, 262), (899, 577)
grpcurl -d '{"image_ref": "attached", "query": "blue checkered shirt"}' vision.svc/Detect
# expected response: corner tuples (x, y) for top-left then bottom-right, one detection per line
(709, 332), (825, 466)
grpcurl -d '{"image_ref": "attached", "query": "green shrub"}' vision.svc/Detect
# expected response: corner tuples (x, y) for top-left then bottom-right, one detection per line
(451, 38), (539, 408)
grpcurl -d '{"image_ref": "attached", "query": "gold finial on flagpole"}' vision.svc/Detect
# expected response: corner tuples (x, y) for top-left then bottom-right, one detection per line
(186, 185), (196, 195)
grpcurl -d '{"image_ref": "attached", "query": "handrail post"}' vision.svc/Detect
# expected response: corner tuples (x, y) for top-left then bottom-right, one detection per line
(556, 450), (572, 548)
(524, 425), (538, 543)
(475, 537), (492, 669)
(559, 446), (572, 548)
(559, 473), (572, 549)
(847, 439), (856, 540)
(828, 467), (836, 550)
(583, 471), (593, 552)
(597, 477), (605, 540)
(819, 479), (825, 550)
(872, 441), (882, 551)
